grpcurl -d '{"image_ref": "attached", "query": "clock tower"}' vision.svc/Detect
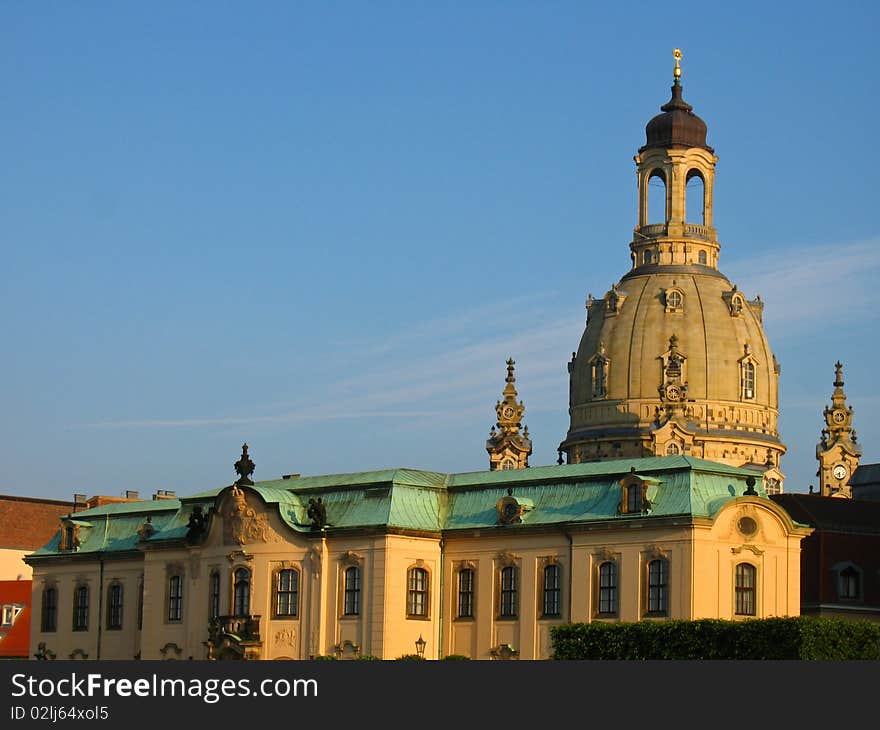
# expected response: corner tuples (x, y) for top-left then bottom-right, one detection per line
(486, 359), (532, 470)
(816, 361), (861, 497)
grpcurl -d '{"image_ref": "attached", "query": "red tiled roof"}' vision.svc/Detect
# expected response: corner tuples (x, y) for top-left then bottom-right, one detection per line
(0, 580), (31, 658)
(0, 495), (75, 550)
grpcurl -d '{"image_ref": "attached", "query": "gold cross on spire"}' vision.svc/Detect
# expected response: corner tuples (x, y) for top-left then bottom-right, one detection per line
(673, 48), (682, 81)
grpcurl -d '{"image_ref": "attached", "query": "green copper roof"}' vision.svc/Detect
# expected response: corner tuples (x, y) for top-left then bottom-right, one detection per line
(27, 456), (775, 558)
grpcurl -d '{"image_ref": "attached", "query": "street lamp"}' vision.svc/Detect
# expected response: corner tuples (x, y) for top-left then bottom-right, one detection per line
(415, 635), (426, 658)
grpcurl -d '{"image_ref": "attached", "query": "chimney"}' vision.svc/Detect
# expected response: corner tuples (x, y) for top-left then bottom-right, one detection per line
(282, 474), (301, 480)
(73, 494), (87, 512)
(125, 490), (140, 500)
(152, 489), (177, 500)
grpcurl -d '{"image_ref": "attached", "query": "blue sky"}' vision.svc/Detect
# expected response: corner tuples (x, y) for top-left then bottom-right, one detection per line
(3, 1), (878, 501)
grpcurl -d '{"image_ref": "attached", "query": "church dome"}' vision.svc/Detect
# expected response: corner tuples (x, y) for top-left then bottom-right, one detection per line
(560, 53), (785, 486)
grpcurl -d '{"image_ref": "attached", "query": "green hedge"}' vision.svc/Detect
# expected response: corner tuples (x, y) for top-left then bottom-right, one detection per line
(550, 617), (880, 660)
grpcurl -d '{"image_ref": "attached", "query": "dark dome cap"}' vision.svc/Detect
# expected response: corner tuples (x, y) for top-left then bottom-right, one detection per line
(641, 80), (713, 152)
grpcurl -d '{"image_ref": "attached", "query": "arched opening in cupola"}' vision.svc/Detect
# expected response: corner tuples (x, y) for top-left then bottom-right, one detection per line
(686, 169), (706, 225)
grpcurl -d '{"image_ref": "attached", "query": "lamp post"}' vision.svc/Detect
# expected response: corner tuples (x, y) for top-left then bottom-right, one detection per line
(415, 635), (426, 658)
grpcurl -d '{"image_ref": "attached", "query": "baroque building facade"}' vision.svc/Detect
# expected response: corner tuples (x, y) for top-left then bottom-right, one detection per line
(27, 446), (809, 660)
(25, 56), (815, 660)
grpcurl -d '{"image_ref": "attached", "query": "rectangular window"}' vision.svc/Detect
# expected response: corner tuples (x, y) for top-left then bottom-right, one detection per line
(838, 567), (860, 600)
(168, 575), (183, 622)
(457, 569), (474, 618)
(209, 571), (221, 619)
(543, 564), (561, 617)
(106, 584), (123, 630)
(73, 585), (89, 631)
(499, 566), (517, 618)
(41, 587), (58, 633)
(344, 567), (360, 616)
(735, 563), (756, 616)
(275, 569), (299, 617)
(598, 562), (617, 615)
(407, 568), (429, 617)
(647, 559), (669, 615)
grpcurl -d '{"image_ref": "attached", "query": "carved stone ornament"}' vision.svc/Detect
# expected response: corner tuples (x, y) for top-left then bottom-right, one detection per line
(497, 550), (518, 567)
(644, 545), (669, 560)
(69, 648), (88, 660)
(490, 643), (519, 660)
(234, 443), (256, 486)
(731, 544), (764, 556)
(340, 550), (363, 568)
(455, 560), (476, 571)
(160, 642), (183, 659)
(307, 497), (328, 530)
(186, 505), (209, 542)
(137, 516), (156, 542)
(594, 547), (616, 563)
(335, 640), (360, 660)
(308, 546), (323, 574)
(34, 642), (56, 660)
(222, 484), (281, 546)
(540, 555), (559, 568)
(274, 628), (296, 649)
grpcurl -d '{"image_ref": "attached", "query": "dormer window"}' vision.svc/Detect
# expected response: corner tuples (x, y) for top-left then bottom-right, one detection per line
(618, 472), (652, 515)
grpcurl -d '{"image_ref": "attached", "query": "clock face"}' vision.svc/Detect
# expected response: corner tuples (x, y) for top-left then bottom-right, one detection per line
(833, 464), (848, 481)
(502, 406), (515, 419)
(665, 384), (682, 401)
(832, 410), (846, 425)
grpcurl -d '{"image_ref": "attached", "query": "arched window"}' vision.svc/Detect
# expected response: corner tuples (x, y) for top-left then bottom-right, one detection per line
(647, 169), (667, 224)
(501, 458), (515, 470)
(499, 566), (518, 618)
(837, 565), (861, 600)
(742, 361), (756, 400)
(106, 583), (123, 630)
(685, 170), (705, 224)
(698, 250), (708, 265)
(735, 563), (757, 616)
(209, 570), (221, 619)
(457, 568), (474, 618)
(643, 249), (654, 265)
(666, 442), (682, 456)
(73, 584), (89, 631)
(647, 559), (669, 615)
(167, 574), (183, 622)
(343, 566), (361, 616)
(407, 567), (429, 617)
(41, 586), (58, 632)
(543, 564), (561, 617)
(233, 568), (251, 616)
(598, 561), (617, 615)
(275, 568), (299, 617)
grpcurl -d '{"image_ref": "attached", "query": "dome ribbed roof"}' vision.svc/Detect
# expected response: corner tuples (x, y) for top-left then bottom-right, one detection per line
(642, 81), (712, 152)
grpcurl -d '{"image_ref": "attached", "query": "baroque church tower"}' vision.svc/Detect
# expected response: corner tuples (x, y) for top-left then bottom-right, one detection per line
(816, 361), (861, 497)
(560, 51), (786, 492)
(486, 358), (532, 470)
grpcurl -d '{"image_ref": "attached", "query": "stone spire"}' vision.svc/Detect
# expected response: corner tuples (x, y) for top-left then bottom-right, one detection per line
(816, 362), (861, 497)
(486, 359), (532, 471)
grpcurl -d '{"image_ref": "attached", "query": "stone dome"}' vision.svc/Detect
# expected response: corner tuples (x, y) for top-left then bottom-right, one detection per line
(562, 265), (783, 470)
(642, 81), (712, 152)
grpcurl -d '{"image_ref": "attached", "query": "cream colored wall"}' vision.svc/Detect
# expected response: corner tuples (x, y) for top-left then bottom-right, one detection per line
(0, 549), (32, 581)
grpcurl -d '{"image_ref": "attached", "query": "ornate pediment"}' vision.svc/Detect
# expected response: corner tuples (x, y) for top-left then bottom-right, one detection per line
(221, 485), (281, 546)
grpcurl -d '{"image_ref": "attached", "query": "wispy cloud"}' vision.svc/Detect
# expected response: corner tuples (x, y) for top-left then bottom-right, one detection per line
(725, 238), (880, 330)
(76, 298), (582, 429)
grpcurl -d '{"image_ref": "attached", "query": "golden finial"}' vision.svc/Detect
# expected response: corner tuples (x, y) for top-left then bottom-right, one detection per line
(673, 48), (682, 81)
